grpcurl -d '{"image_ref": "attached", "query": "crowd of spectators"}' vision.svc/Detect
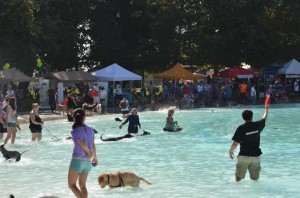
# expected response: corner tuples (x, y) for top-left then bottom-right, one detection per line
(1, 77), (299, 113)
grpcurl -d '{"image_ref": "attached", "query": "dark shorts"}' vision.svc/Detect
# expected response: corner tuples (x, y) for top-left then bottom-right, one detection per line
(30, 127), (42, 133)
(0, 123), (7, 133)
(128, 126), (138, 134)
(121, 110), (130, 114)
(7, 123), (16, 128)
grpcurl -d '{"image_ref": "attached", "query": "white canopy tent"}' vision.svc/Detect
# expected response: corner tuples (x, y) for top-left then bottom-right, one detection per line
(277, 59), (300, 97)
(278, 59), (300, 78)
(91, 63), (142, 81)
(91, 63), (142, 106)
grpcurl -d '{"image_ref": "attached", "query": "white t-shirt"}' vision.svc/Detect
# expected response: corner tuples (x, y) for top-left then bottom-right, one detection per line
(99, 90), (107, 99)
(6, 90), (15, 97)
(250, 86), (256, 97)
(116, 84), (122, 95)
(294, 81), (299, 92)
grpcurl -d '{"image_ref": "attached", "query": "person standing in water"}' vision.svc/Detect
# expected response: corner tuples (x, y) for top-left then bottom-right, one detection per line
(29, 103), (44, 141)
(0, 102), (7, 140)
(4, 97), (17, 144)
(68, 108), (97, 198)
(119, 108), (141, 134)
(229, 103), (269, 182)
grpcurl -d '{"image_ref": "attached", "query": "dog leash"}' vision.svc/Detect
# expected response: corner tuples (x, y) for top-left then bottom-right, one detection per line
(44, 126), (61, 140)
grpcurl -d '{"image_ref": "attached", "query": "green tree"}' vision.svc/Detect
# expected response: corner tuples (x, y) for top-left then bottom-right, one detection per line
(0, 0), (35, 75)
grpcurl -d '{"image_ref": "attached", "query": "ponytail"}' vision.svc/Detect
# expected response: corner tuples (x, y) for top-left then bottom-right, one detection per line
(72, 108), (85, 129)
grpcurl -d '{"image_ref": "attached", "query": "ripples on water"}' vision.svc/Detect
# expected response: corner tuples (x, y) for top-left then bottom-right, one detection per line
(0, 104), (299, 197)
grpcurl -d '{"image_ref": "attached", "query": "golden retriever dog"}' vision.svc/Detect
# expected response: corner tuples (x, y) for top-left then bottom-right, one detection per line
(98, 171), (151, 188)
(56, 103), (67, 115)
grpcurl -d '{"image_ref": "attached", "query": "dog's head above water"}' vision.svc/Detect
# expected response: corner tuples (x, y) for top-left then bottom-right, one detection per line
(0, 144), (5, 151)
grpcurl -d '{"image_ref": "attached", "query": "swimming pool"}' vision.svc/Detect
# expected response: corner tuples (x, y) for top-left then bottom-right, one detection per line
(1, 104), (299, 198)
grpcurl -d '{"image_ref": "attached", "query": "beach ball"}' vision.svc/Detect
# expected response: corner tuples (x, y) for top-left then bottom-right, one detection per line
(3, 63), (10, 70)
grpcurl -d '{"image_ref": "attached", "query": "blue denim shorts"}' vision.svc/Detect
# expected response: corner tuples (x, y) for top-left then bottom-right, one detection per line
(69, 158), (92, 173)
(7, 123), (16, 128)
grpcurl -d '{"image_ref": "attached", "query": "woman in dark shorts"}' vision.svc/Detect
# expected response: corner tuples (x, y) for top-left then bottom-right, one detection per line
(29, 103), (44, 141)
(67, 94), (77, 116)
(0, 102), (7, 140)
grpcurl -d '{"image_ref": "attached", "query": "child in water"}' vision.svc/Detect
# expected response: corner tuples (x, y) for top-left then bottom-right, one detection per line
(163, 109), (182, 132)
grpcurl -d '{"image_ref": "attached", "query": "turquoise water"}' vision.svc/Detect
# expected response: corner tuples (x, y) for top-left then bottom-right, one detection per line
(1, 105), (300, 198)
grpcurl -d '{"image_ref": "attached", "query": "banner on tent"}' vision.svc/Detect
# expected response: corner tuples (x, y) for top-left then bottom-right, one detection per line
(39, 79), (50, 109)
(237, 74), (253, 78)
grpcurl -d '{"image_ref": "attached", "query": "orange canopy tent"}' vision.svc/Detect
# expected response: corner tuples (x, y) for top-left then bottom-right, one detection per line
(153, 63), (202, 79)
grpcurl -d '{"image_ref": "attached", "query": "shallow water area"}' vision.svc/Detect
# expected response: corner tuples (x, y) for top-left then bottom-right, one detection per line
(1, 104), (300, 198)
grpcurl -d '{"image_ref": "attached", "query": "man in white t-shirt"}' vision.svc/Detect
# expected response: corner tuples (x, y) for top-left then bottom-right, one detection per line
(6, 85), (15, 98)
(250, 85), (257, 104)
(294, 79), (299, 96)
(116, 83), (123, 102)
(99, 87), (107, 108)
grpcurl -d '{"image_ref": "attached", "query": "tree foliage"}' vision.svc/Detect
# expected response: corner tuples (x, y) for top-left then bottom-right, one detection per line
(0, 0), (299, 75)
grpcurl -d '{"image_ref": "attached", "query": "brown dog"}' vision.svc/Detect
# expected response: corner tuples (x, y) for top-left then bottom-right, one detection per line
(98, 171), (151, 188)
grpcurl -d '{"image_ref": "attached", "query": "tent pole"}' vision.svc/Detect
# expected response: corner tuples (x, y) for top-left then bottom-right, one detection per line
(112, 81), (115, 107)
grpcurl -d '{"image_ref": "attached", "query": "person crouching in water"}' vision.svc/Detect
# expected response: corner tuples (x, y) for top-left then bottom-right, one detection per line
(29, 103), (44, 141)
(119, 97), (130, 118)
(163, 109), (181, 132)
(119, 108), (141, 133)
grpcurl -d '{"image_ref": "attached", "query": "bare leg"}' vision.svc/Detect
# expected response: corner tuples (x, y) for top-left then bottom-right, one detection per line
(0, 133), (3, 140)
(4, 128), (13, 144)
(78, 173), (89, 198)
(31, 133), (38, 141)
(37, 133), (42, 140)
(11, 128), (16, 144)
(68, 169), (83, 198)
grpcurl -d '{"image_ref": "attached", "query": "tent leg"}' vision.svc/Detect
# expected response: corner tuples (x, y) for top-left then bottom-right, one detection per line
(112, 81), (115, 107)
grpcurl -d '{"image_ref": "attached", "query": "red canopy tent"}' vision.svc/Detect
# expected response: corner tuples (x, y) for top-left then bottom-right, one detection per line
(214, 66), (257, 78)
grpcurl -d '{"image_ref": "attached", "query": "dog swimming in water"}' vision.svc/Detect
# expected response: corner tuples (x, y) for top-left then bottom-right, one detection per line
(100, 131), (150, 141)
(0, 144), (28, 162)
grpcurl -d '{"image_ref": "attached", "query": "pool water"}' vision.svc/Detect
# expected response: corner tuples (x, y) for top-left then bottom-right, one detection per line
(1, 105), (299, 198)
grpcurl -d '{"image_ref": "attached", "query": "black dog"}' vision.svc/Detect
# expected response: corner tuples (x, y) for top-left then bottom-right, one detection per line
(0, 145), (28, 162)
(139, 130), (151, 136)
(100, 131), (150, 141)
(100, 133), (134, 141)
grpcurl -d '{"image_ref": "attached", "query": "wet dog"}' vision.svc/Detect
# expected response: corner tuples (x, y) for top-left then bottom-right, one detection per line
(82, 103), (102, 115)
(139, 130), (151, 136)
(100, 133), (134, 141)
(98, 171), (151, 188)
(0, 144), (28, 162)
(100, 131), (150, 141)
